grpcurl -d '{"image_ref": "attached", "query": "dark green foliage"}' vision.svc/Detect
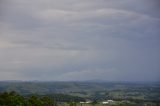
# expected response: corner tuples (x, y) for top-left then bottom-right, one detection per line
(0, 91), (85, 106)
(0, 91), (159, 106)
(0, 91), (25, 106)
(69, 102), (77, 106)
(40, 96), (54, 106)
(0, 91), (54, 106)
(0, 81), (159, 106)
(0, 81), (159, 102)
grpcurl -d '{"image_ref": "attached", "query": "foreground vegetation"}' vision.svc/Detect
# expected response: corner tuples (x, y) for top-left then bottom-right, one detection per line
(0, 91), (85, 106)
(0, 91), (159, 106)
(0, 81), (159, 106)
(0, 81), (159, 101)
(0, 91), (54, 106)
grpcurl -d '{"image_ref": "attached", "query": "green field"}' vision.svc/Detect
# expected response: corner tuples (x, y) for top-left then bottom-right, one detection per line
(0, 81), (159, 102)
(60, 102), (159, 106)
(0, 91), (159, 106)
(0, 81), (159, 106)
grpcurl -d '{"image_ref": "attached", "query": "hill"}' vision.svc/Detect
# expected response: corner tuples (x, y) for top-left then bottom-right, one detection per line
(0, 81), (159, 102)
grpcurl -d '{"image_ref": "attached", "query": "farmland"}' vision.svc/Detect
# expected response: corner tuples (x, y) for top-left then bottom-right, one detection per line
(0, 81), (159, 106)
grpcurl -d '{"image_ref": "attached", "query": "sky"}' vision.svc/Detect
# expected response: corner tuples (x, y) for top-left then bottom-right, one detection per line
(0, 0), (160, 82)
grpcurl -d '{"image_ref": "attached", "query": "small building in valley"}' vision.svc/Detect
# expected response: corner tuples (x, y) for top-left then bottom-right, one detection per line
(102, 100), (114, 104)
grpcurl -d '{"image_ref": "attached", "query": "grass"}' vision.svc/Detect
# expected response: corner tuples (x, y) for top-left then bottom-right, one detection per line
(61, 103), (116, 106)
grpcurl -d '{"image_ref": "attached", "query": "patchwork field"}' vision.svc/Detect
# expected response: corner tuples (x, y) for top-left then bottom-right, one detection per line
(0, 81), (159, 106)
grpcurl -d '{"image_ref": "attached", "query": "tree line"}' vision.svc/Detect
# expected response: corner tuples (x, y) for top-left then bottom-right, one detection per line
(0, 91), (85, 106)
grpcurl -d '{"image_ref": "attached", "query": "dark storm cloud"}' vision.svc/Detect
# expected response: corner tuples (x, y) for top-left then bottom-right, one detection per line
(0, 0), (160, 81)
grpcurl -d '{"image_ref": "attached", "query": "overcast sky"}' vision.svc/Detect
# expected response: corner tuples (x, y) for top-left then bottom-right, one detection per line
(0, 0), (160, 82)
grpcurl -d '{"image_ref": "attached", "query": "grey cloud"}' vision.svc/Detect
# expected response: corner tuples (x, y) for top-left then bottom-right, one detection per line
(0, 0), (160, 81)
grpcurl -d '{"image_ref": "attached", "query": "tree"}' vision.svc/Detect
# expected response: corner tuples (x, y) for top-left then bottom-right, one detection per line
(28, 95), (43, 106)
(92, 99), (97, 106)
(41, 96), (54, 106)
(69, 102), (77, 106)
(0, 91), (25, 106)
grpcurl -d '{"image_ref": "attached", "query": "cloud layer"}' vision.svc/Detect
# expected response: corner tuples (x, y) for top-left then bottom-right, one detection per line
(0, 0), (160, 81)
